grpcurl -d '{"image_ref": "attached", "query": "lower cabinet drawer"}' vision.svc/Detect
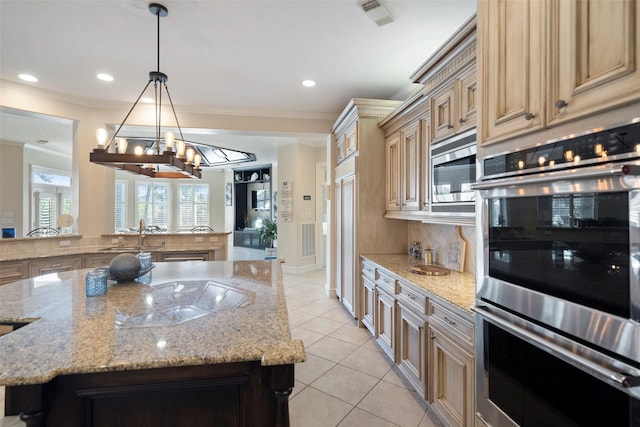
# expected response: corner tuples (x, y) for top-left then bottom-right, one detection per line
(397, 280), (428, 315)
(429, 300), (474, 347)
(158, 252), (209, 262)
(29, 256), (82, 278)
(376, 270), (397, 294)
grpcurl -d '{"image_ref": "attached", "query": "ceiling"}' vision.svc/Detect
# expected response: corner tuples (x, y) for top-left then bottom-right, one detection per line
(0, 0), (477, 166)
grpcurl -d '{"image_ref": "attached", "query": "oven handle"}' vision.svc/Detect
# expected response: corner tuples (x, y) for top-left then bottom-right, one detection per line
(472, 164), (640, 190)
(475, 304), (640, 390)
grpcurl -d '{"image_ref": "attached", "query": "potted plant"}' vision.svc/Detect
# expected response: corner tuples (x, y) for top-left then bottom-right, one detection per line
(259, 218), (278, 258)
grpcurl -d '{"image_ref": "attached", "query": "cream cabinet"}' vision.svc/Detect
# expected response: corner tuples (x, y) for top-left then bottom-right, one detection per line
(547, 0), (640, 126)
(479, 0), (640, 146)
(430, 66), (477, 144)
(360, 257), (475, 427)
(478, 0), (545, 144)
(380, 91), (430, 219)
(428, 299), (475, 427)
(335, 173), (357, 317)
(157, 251), (210, 262)
(361, 261), (377, 336)
(331, 99), (405, 320)
(83, 253), (119, 268)
(375, 285), (397, 362)
(385, 121), (422, 212)
(429, 323), (475, 427)
(397, 301), (427, 398)
(385, 133), (401, 211)
(336, 122), (358, 165)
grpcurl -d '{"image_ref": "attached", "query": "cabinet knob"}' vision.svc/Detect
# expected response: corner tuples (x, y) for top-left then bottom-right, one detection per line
(556, 99), (568, 109)
(443, 316), (456, 326)
(447, 124), (454, 129)
(431, 335), (437, 340)
(524, 112), (535, 121)
(459, 118), (466, 124)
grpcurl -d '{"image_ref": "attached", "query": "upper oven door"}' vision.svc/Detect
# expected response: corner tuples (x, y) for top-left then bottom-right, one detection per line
(431, 129), (477, 204)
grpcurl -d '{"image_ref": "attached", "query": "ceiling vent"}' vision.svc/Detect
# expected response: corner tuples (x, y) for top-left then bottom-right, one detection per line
(360, 0), (394, 27)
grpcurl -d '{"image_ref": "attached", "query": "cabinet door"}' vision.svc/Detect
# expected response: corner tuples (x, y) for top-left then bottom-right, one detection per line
(385, 133), (401, 211)
(431, 85), (456, 142)
(337, 175), (357, 318)
(344, 123), (358, 158)
(0, 262), (26, 285)
(457, 67), (477, 133)
(478, 0), (544, 145)
(548, 0), (640, 125)
(397, 303), (426, 398)
(362, 275), (376, 336)
(376, 287), (396, 362)
(421, 118), (431, 211)
(429, 325), (475, 427)
(401, 122), (421, 211)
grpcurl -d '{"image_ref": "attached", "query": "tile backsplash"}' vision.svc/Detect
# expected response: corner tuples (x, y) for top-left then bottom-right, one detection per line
(407, 222), (476, 275)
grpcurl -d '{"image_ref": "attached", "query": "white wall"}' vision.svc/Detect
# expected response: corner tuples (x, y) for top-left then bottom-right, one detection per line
(0, 142), (25, 237)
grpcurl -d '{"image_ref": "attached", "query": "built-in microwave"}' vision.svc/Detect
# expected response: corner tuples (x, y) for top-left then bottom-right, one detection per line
(430, 128), (476, 216)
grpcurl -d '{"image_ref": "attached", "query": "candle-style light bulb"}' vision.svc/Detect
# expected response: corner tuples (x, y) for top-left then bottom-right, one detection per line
(96, 128), (108, 149)
(176, 140), (185, 158)
(134, 146), (144, 155)
(165, 131), (175, 151)
(117, 138), (128, 154)
(186, 147), (195, 164)
(194, 154), (202, 169)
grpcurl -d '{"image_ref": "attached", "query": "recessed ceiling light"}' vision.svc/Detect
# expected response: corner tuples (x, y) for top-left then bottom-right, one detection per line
(302, 80), (316, 88)
(18, 74), (38, 82)
(140, 97), (154, 103)
(97, 73), (114, 82)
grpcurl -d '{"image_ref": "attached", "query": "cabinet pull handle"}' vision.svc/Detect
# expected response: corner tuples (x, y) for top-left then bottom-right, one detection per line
(408, 293), (416, 300)
(431, 335), (437, 340)
(50, 264), (62, 268)
(459, 118), (466, 124)
(555, 99), (568, 109)
(524, 112), (535, 121)
(443, 316), (456, 325)
(447, 124), (454, 129)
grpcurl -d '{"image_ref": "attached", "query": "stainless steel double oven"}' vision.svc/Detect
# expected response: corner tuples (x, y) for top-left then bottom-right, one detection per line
(474, 120), (640, 427)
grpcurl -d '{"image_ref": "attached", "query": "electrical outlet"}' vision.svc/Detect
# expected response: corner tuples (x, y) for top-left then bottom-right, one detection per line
(59, 240), (71, 247)
(209, 236), (218, 242)
(195, 236), (204, 243)
(111, 238), (119, 244)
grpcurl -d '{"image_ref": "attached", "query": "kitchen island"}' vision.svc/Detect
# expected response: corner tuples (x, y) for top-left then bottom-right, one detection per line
(0, 260), (305, 426)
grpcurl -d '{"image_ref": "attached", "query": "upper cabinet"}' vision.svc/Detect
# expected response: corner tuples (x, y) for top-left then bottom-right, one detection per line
(478, 0), (640, 146)
(381, 16), (476, 225)
(411, 16), (477, 145)
(381, 91), (430, 218)
(547, 0), (640, 126)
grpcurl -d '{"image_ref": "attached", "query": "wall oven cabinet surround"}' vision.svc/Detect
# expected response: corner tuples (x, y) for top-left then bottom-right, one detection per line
(474, 125), (640, 426)
(478, 0), (640, 146)
(331, 99), (405, 318)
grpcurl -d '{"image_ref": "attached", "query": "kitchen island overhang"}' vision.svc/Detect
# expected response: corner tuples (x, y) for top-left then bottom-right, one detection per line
(0, 260), (305, 427)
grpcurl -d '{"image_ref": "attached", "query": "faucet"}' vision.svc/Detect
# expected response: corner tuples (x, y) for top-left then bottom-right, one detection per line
(139, 218), (145, 248)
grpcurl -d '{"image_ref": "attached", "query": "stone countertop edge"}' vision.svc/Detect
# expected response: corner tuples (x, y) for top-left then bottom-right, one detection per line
(0, 245), (224, 262)
(0, 260), (306, 387)
(361, 254), (475, 313)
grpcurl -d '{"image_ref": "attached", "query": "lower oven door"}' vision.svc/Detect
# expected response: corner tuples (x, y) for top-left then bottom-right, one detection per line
(475, 304), (640, 427)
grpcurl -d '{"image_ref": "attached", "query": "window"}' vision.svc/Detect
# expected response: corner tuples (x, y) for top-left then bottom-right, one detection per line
(114, 181), (127, 231)
(31, 168), (72, 232)
(178, 184), (209, 229)
(136, 182), (168, 229)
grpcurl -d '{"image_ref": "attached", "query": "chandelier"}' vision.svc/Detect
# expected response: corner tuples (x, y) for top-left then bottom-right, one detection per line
(89, 3), (204, 179)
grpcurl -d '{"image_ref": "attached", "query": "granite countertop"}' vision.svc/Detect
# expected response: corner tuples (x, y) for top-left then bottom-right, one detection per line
(0, 260), (305, 387)
(362, 254), (476, 313)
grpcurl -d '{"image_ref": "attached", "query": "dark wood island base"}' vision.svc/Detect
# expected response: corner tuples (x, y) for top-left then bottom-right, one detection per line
(8, 361), (294, 427)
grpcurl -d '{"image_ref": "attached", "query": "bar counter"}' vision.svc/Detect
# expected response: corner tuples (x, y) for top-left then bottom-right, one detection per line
(0, 260), (305, 426)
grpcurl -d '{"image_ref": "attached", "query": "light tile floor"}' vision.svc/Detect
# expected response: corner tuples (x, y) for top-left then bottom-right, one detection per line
(0, 247), (446, 427)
